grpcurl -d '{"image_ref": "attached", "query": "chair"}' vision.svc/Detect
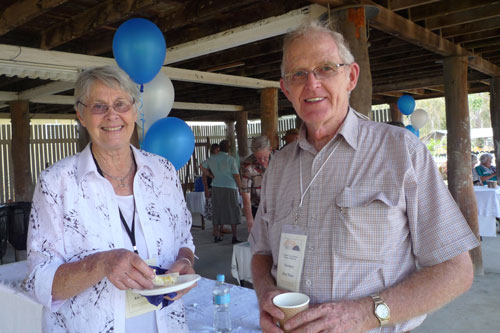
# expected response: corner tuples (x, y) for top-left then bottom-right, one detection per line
(0, 205), (9, 264)
(7, 202), (31, 252)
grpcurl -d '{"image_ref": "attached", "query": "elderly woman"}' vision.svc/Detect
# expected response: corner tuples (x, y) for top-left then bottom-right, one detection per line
(476, 153), (497, 185)
(240, 135), (273, 232)
(25, 66), (195, 332)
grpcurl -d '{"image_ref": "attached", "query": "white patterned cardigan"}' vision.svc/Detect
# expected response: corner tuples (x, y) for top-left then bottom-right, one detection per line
(24, 144), (195, 333)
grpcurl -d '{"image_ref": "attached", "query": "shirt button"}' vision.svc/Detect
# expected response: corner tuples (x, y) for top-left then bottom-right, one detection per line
(305, 279), (312, 287)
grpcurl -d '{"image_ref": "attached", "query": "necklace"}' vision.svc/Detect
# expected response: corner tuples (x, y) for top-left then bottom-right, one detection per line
(101, 161), (135, 188)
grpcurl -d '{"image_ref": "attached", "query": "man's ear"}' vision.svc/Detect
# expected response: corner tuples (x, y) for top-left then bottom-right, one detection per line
(347, 62), (360, 92)
(280, 78), (292, 101)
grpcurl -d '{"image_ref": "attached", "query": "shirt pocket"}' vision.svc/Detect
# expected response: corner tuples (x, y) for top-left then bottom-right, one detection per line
(262, 198), (296, 242)
(335, 187), (401, 261)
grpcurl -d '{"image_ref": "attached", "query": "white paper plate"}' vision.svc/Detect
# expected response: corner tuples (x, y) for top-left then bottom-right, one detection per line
(132, 274), (201, 296)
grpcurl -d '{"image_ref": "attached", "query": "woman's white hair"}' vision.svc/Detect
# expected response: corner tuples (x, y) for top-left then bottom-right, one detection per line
(280, 19), (355, 77)
(480, 153), (494, 164)
(74, 65), (140, 112)
(251, 135), (271, 153)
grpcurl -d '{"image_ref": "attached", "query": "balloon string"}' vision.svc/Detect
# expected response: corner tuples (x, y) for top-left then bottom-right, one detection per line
(139, 87), (145, 143)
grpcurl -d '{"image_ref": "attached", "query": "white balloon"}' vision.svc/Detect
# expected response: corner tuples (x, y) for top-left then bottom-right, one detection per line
(410, 108), (428, 130)
(139, 72), (175, 132)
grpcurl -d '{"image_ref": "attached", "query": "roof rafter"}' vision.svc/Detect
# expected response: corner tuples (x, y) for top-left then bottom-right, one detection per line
(0, 0), (69, 36)
(40, 0), (156, 49)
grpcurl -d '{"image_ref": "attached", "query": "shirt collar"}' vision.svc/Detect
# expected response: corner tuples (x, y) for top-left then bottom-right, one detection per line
(76, 143), (153, 184)
(295, 106), (361, 157)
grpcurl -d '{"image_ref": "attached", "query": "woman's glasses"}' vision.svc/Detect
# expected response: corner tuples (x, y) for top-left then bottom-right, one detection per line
(77, 99), (134, 115)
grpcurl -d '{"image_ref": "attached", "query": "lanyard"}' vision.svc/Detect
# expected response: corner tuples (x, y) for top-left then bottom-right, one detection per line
(296, 140), (342, 224)
(91, 145), (139, 254)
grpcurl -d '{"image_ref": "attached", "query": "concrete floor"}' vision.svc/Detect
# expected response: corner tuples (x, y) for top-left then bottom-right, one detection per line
(2, 213), (498, 332)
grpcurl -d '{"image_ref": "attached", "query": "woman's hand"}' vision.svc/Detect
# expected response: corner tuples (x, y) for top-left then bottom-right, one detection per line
(101, 249), (155, 290)
(164, 257), (197, 301)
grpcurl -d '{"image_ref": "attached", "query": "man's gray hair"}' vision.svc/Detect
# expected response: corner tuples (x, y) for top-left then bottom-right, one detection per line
(281, 19), (355, 77)
(471, 154), (478, 164)
(251, 135), (271, 153)
(74, 65), (140, 112)
(480, 153), (494, 164)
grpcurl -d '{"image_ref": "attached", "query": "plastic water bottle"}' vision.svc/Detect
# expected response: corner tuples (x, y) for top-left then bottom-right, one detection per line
(213, 274), (231, 332)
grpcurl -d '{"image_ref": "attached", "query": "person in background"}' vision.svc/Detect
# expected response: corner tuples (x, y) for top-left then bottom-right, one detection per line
(471, 154), (481, 186)
(281, 128), (299, 148)
(240, 136), (273, 232)
(250, 20), (479, 333)
(476, 153), (497, 185)
(201, 139), (243, 244)
(25, 66), (196, 332)
(200, 143), (220, 223)
(387, 121), (405, 128)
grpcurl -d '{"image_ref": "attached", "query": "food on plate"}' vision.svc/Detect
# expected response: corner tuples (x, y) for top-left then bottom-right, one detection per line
(152, 272), (180, 287)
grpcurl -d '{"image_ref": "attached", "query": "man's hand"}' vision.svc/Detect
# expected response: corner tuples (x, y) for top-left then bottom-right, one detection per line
(258, 288), (287, 333)
(283, 298), (372, 333)
(247, 217), (254, 233)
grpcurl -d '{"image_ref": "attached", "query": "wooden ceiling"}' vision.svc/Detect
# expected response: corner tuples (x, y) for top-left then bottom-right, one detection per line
(1, 0), (500, 121)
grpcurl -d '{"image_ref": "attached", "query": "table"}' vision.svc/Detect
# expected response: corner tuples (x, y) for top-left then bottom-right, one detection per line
(231, 242), (253, 285)
(473, 186), (500, 237)
(0, 261), (260, 333)
(186, 191), (206, 230)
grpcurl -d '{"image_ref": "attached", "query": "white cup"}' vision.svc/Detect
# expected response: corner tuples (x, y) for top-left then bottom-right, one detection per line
(272, 292), (310, 330)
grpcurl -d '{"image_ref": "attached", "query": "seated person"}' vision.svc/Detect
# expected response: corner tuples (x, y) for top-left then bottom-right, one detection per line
(476, 153), (497, 185)
(471, 154), (481, 185)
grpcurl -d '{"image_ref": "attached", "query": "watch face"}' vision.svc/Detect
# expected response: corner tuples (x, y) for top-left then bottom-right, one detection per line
(376, 304), (390, 319)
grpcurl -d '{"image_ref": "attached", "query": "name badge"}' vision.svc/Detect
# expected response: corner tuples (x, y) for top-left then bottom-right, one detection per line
(276, 225), (307, 292)
(125, 258), (160, 318)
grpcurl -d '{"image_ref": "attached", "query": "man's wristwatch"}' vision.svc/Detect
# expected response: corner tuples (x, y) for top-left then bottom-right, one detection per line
(370, 294), (390, 326)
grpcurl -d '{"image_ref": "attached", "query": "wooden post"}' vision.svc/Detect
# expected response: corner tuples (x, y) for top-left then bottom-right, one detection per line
(235, 111), (249, 159)
(76, 119), (90, 152)
(9, 100), (34, 202)
(491, 77), (500, 181)
(225, 120), (236, 156)
(443, 56), (483, 275)
(390, 102), (403, 123)
(260, 88), (278, 150)
(331, 8), (372, 116)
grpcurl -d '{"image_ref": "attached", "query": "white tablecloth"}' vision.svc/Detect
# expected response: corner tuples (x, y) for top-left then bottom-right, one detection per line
(186, 191), (206, 215)
(0, 261), (260, 333)
(474, 186), (499, 237)
(231, 242), (253, 285)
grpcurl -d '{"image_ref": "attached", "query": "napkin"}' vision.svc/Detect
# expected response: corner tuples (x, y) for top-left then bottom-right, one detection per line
(145, 265), (177, 309)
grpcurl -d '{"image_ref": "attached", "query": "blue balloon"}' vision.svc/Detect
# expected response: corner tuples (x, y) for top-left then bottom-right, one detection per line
(405, 124), (419, 137)
(398, 95), (416, 115)
(113, 18), (166, 85)
(142, 117), (195, 170)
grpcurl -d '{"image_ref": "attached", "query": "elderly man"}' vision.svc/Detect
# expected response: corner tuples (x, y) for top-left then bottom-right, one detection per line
(249, 20), (479, 333)
(240, 135), (273, 232)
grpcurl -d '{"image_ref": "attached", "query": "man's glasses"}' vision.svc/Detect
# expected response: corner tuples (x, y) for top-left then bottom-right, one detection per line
(77, 99), (134, 115)
(283, 63), (347, 85)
